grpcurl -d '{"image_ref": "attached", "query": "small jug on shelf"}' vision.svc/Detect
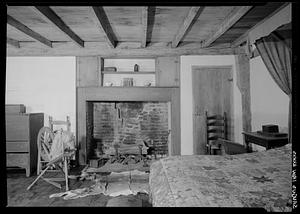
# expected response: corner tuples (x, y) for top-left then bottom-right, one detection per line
(134, 64), (139, 72)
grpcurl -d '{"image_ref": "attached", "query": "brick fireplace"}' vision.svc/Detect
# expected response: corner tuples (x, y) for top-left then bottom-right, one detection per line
(86, 101), (170, 161)
(76, 87), (180, 165)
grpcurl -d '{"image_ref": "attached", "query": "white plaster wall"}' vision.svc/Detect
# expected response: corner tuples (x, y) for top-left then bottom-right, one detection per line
(180, 55), (243, 155)
(250, 56), (289, 137)
(6, 57), (76, 135)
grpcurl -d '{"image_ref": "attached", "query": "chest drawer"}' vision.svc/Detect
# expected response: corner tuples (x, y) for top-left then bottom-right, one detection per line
(6, 115), (29, 141)
(6, 141), (29, 152)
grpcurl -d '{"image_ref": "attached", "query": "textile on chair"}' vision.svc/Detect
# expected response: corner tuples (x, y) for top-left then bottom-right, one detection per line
(50, 130), (76, 160)
(255, 23), (292, 143)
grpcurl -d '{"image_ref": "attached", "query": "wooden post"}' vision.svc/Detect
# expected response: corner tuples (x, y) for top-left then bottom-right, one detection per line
(235, 52), (252, 146)
(76, 56), (103, 165)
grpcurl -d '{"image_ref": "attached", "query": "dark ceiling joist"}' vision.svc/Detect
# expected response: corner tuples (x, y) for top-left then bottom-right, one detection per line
(171, 7), (202, 48)
(90, 6), (116, 48)
(141, 7), (148, 48)
(231, 2), (290, 47)
(201, 6), (252, 48)
(7, 15), (52, 48)
(7, 37), (20, 48)
(32, 6), (84, 48)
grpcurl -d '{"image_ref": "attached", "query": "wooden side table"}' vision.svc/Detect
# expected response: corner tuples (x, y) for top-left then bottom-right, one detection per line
(242, 132), (288, 152)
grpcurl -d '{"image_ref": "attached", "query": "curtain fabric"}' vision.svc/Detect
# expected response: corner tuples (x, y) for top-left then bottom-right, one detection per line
(255, 24), (292, 143)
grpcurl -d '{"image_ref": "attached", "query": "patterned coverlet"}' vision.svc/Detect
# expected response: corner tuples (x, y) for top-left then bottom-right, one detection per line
(149, 144), (292, 211)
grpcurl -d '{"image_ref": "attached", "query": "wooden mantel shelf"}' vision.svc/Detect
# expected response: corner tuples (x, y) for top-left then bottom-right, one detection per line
(102, 71), (155, 74)
(77, 86), (179, 101)
(77, 86), (179, 89)
(101, 86), (155, 88)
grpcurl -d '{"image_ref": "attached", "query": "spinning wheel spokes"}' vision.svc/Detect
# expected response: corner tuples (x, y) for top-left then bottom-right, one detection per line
(37, 127), (54, 162)
(43, 132), (52, 151)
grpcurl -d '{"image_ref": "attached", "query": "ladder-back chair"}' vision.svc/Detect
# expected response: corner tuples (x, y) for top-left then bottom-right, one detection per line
(205, 111), (227, 155)
(49, 116), (71, 132)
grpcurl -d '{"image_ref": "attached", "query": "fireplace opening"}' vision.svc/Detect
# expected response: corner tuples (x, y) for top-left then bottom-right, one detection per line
(86, 101), (170, 164)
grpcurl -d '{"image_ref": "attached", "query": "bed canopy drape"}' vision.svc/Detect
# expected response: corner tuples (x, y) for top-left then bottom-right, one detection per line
(255, 23), (292, 143)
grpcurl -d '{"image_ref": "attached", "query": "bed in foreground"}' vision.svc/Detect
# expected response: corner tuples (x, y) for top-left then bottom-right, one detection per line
(149, 144), (292, 211)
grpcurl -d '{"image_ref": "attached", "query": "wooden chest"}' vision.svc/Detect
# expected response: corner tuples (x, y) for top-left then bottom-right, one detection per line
(6, 113), (44, 177)
(5, 104), (26, 114)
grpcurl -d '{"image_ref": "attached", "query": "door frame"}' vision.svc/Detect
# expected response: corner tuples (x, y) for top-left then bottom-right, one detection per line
(191, 65), (234, 155)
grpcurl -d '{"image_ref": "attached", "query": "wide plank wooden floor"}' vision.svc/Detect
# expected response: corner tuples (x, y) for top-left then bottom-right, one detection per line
(6, 167), (151, 207)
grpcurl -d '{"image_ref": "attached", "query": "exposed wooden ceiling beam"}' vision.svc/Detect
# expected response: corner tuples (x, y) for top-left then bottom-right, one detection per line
(171, 7), (202, 48)
(231, 2), (290, 47)
(201, 6), (252, 48)
(6, 41), (237, 57)
(7, 15), (52, 48)
(7, 37), (20, 48)
(90, 6), (116, 48)
(32, 6), (84, 48)
(141, 7), (148, 48)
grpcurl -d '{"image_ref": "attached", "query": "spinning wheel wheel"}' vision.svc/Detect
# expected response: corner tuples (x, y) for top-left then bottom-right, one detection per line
(37, 127), (54, 175)
(28, 116), (74, 191)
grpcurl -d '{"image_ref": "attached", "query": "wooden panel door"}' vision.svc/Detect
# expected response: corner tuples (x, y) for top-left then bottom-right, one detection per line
(192, 66), (233, 155)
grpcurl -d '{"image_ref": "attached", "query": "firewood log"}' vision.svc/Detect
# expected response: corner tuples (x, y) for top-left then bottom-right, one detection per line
(103, 142), (149, 155)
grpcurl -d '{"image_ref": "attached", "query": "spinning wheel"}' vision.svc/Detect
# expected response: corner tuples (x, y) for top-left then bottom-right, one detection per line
(37, 127), (54, 171)
(28, 116), (74, 191)
(37, 127), (55, 175)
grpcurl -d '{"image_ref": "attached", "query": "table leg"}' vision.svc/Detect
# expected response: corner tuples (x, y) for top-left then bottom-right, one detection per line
(245, 139), (251, 153)
(25, 166), (30, 177)
(64, 157), (69, 191)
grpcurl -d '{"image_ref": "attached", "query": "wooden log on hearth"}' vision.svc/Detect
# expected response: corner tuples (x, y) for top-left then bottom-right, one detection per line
(86, 162), (150, 173)
(102, 142), (149, 155)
